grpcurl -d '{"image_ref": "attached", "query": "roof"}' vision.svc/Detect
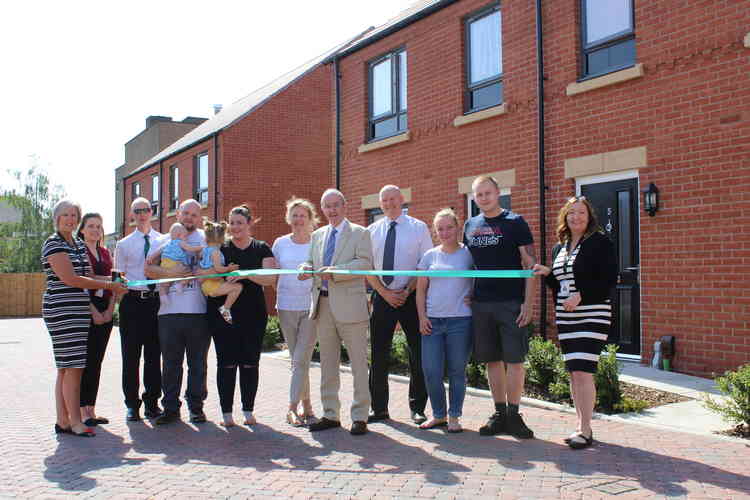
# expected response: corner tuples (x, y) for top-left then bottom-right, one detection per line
(125, 0), (454, 180)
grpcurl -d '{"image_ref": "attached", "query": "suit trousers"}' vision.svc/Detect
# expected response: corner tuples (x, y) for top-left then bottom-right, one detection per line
(278, 309), (317, 405)
(118, 294), (162, 409)
(369, 292), (427, 414)
(315, 296), (370, 423)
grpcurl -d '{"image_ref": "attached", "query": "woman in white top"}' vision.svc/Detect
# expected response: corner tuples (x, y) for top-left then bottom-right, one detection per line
(416, 208), (474, 433)
(272, 198), (320, 427)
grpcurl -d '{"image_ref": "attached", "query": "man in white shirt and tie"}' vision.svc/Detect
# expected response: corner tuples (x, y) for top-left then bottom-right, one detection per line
(114, 197), (163, 422)
(366, 185), (433, 424)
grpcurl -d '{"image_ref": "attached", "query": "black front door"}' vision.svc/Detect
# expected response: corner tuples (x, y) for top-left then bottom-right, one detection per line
(581, 178), (641, 356)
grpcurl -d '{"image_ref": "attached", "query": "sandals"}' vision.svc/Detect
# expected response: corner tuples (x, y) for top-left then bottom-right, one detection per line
(71, 426), (96, 438)
(243, 411), (256, 426)
(219, 305), (233, 324)
(419, 418), (448, 430)
(568, 432), (593, 449)
(220, 412), (235, 427)
(54, 424), (72, 434)
(302, 414), (319, 427)
(286, 410), (304, 427)
(447, 418), (463, 433)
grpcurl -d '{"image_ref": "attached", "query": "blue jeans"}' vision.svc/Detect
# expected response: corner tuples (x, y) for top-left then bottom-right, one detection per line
(420, 317), (473, 418)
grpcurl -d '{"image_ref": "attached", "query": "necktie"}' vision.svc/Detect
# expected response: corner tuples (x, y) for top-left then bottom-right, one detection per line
(322, 227), (337, 290)
(382, 221), (396, 285)
(144, 234), (155, 291)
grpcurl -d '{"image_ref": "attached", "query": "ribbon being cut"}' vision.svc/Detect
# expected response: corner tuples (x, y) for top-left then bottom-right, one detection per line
(126, 268), (534, 288)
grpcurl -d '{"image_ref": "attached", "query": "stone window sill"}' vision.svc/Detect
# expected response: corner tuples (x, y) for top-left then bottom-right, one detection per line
(453, 103), (507, 127)
(566, 63), (644, 96)
(358, 132), (410, 154)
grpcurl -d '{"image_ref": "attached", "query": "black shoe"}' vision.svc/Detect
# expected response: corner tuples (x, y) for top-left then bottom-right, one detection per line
(189, 410), (207, 424)
(308, 417), (341, 432)
(479, 412), (506, 436)
(506, 413), (534, 439)
(83, 418), (98, 427)
(72, 427), (96, 438)
(155, 411), (180, 425)
(126, 408), (141, 422)
(411, 412), (428, 425)
(144, 406), (163, 419)
(54, 424), (72, 434)
(367, 412), (390, 423)
(350, 421), (368, 435)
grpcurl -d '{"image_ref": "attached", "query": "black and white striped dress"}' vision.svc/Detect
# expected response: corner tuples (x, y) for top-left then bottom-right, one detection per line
(552, 243), (611, 373)
(42, 233), (92, 369)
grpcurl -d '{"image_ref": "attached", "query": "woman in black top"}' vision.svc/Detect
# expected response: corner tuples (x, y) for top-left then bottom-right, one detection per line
(533, 196), (617, 449)
(207, 205), (277, 427)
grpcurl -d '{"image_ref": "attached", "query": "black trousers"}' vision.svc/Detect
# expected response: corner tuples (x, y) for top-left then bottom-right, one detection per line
(118, 294), (162, 409)
(80, 319), (113, 407)
(368, 291), (427, 414)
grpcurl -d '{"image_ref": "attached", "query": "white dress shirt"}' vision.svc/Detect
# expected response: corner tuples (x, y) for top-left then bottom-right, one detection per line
(114, 227), (163, 291)
(367, 214), (433, 290)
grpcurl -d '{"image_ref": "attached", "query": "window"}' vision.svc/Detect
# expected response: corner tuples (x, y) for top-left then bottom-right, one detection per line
(151, 175), (159, 216)
(468, 191), (511, 217)
(465, 6), (503, 112)
(195, 153), (209, 206)
(169, 165), (179, 211)
(368, 48), (407, 141)
(366, 205), (409, 226)
(131, 182), (140, 200)
(581, 0), (635, 79)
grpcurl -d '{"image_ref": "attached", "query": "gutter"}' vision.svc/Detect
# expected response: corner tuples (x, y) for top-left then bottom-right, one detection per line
(535, 0), (548, 339)
(214, 132), (219, 220)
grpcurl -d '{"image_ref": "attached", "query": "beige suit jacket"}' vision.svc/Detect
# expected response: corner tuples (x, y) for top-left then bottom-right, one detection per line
(304, 219), (373, 323)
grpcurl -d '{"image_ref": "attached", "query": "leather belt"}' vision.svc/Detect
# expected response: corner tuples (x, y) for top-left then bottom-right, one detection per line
(127, 290), (159, 299)
(319, 290), (329, 297)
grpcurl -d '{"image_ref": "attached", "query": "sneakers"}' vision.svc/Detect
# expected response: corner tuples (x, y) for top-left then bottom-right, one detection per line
(155, 411), (180, 425)
(479, 412), (506, 436)
(506, 413), (534, 439)
(190, 410), (207, 424)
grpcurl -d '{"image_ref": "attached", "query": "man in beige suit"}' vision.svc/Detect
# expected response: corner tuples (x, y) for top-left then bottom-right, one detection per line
(298, 188), (373, 435)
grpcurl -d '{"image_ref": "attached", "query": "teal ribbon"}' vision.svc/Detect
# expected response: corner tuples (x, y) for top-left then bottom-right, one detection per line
(126, 268), (533, 288)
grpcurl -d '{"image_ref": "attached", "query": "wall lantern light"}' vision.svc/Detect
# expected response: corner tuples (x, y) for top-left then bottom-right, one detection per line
(642, 182), (659, 217)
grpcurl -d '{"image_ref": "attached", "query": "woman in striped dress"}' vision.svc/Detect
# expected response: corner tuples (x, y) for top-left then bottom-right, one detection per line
(533, 197), (617, 449)
(42, 200), (127, 437)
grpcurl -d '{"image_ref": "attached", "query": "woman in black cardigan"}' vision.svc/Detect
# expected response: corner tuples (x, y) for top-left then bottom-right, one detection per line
(533, 196), (617, 449)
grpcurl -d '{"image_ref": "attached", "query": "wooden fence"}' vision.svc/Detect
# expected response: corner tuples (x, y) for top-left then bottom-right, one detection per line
(0, 273), (45, 317)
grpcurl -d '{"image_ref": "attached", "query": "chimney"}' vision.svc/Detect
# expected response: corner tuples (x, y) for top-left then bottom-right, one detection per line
(213, 104), (223, 115)
(146, 115), (173, 128)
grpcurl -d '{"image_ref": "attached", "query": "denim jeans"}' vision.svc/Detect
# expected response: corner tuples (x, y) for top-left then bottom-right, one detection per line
(420, 316), (473, 418)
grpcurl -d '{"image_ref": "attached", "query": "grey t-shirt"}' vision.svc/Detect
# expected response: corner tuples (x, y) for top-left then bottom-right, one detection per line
(149, 228), (207, 315)
(417, 245), (474, 318)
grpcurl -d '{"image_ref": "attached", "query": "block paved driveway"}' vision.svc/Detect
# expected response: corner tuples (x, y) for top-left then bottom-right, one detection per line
(1, 318), (749, 499)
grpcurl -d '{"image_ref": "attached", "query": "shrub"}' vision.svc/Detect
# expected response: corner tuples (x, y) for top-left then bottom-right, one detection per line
(615, 396), (649, 413)
(262, 315), (283, 351)
(594, 344), (622, 413)
(466, 356), (488, 390)
(525, 336), (563, 389)
(703, 363), (750, 427)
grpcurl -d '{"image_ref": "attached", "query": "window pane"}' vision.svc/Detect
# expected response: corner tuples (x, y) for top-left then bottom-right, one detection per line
(470, 11), (501, 84)
(373, 116), (398, 139)
(585, 0), (632, 45)
(399, 51), (407, 111)
(372, 58), (392, 117)
(172, 168), (179, 200)
(471, 81), (503, 110)
(198, 155), (208, 190)
(152, 176), (159, 201)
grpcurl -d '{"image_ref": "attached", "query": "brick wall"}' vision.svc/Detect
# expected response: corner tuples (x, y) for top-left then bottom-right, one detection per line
(338, 0), (750, 376)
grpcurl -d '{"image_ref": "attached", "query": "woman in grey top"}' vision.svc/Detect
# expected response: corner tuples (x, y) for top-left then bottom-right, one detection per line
(416, 208), (474, 433)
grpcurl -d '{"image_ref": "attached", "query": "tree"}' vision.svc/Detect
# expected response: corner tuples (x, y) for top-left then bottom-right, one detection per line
(0, 162), (66, 272)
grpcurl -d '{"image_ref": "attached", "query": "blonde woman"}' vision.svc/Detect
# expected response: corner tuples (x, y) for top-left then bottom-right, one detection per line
(272, 197), (320, 426)
(415, 208), (474, 433)
(42, 200), (127, 437)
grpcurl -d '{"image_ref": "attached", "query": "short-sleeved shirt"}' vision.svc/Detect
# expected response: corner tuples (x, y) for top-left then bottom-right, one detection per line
(217, 238), (274, 320)
(200, 245), (224, 270)
(367, 214), (433, 290)
(463, 210), (533, 302)
(417, 245), (474, 317)
(162, 239), (190, 264)
(272, 234), (312, 311)
(42, 233), (92, 300)
(149, 229), (207, 315)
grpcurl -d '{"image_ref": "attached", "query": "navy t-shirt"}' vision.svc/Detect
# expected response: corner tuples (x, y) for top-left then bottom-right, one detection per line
(463, 210), (533, 302)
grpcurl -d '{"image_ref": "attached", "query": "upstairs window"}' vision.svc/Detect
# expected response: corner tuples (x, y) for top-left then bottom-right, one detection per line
(195, 153), (209, 206)
(466, 6), (502, 112)
(131, 182), (140, 200)
(581, 0), (635, 78)
(151, 174), (159, 216)
(368, 48), (407, 141)
(169, 165), (179, 211)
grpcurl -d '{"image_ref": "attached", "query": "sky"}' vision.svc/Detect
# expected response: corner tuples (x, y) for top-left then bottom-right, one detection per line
(0, 0), (412, 231)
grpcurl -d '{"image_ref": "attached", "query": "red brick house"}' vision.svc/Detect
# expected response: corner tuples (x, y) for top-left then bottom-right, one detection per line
(331, 0), (750, 376)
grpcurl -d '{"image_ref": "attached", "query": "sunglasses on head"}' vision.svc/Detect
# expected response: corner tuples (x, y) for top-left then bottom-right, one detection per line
(568, 195), (587, 203)
(133, 207), (152, 215)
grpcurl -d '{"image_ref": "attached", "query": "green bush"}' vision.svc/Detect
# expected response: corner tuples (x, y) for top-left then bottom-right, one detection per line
(262, 315), (283, 351)
(466, 356), (488, 389)
(524, 336), (570, 403)
(594, 344), (622, 413)
(615, 396), (649, 413)
(703, 363), (750, 427)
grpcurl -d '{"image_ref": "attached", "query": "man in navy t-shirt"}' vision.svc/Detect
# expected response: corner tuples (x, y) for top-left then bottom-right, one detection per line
(463, 175), (536, 439)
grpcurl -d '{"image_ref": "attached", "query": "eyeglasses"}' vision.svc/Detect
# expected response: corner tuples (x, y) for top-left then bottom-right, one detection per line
(133, 207), (152, 215)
